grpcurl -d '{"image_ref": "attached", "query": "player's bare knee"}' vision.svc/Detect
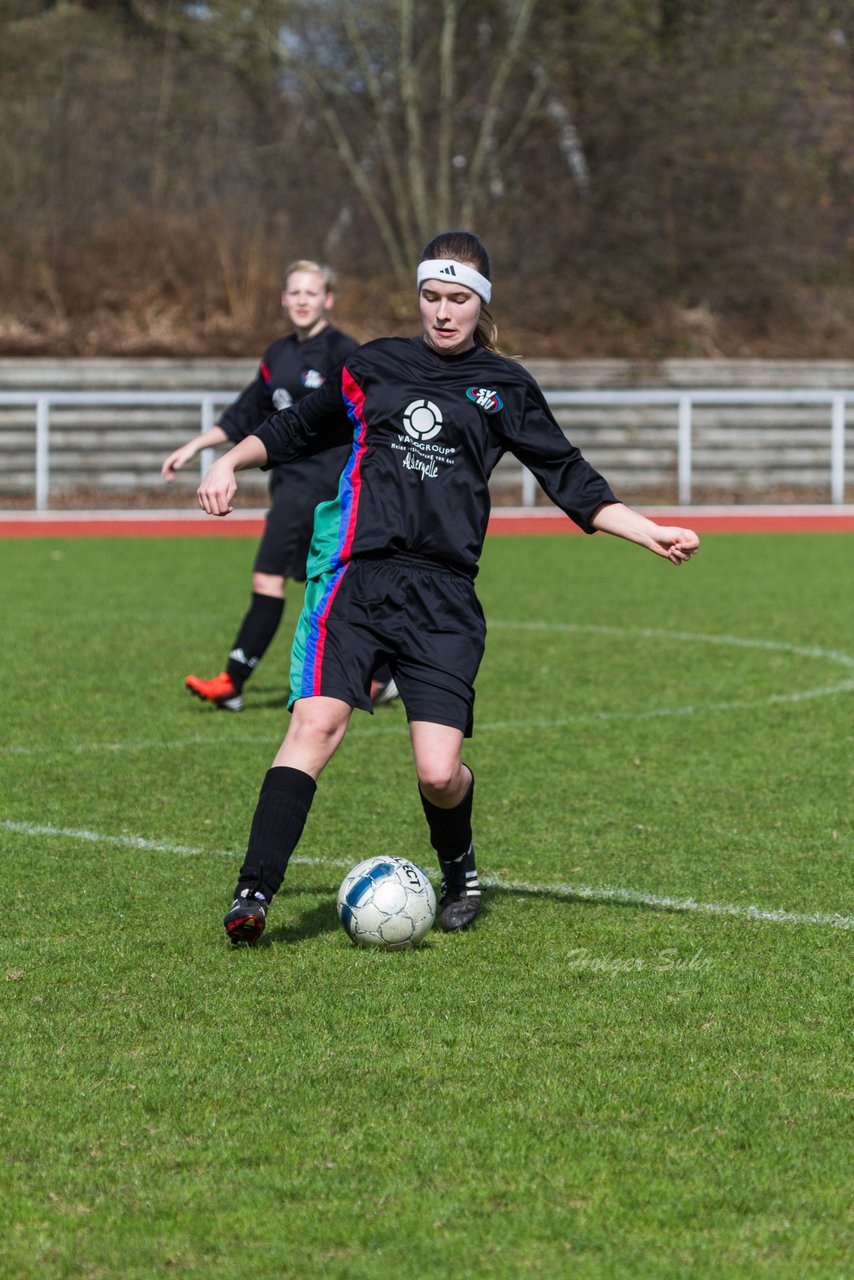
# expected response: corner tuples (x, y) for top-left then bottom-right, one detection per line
(252, 571), (286, 599)
(417, 766), (462, 805)
(290, 701), (348, 751)
(293, 717), (343, 753)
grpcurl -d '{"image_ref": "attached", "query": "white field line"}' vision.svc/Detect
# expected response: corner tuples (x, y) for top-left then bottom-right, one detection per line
(1, 818), (852, 932)
(3, 624), (852, 758)
(488, 621), (854, 669)
(4, 676), (854, 760)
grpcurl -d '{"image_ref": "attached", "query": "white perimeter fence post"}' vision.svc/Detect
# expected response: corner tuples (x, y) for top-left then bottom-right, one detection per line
(677, 394), (693, 506)
(35, 396), (50, 512)
(831, 394), (846, 505)
(200, 396), (216, 479)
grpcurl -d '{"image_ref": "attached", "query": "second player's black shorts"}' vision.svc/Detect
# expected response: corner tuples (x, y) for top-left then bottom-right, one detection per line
(290, 555), (487, 736)
(252, 477), (326, 581)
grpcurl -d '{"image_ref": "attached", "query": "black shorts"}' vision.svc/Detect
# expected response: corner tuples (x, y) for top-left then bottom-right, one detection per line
(290, 556), (487, 736)
(252, 480), (322, 581)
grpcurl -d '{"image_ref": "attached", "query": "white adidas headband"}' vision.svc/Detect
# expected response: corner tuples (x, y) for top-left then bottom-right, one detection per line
(417, 259), (492, 305)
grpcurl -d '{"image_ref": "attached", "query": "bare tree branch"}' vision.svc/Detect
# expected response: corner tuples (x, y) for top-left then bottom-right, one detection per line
(399, 0), (431, 244)
(462, 0), (538, 225)
(342, 2), (419, 262)
(318, 102), (410, 278)
(496, 75), (549, 165)
(436, 0), (459, 229)
(534, 60), (590, 196)
(256, 20), (411, 278)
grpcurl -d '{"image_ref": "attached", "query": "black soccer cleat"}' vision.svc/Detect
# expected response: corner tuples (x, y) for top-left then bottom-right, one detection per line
(438, 844), (481, 931)
(224, 888), (269, 945)
(439, 883), (482, 931)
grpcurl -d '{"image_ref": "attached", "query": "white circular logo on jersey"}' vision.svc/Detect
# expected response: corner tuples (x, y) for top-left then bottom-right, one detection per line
(402, 399), (443, 441)
(273, 388), (293, 411)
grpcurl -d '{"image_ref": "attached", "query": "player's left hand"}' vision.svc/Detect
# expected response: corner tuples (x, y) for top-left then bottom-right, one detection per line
(649, 526), (700, 565)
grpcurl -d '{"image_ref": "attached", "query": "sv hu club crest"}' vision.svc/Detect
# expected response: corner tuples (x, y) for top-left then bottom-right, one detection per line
(466, 386), (503, 414)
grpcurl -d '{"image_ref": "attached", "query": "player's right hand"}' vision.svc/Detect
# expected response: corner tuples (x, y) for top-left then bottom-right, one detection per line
(197, 459), (236, 516)
(161, 443), (197, 480)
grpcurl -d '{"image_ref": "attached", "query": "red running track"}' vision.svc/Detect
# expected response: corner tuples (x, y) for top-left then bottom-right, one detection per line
(1, 508), (854, 538)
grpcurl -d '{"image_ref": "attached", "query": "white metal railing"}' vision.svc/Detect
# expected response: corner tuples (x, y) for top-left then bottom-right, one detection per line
(0, 388), (850, 510)
(533, 389), (850, 506)
(0, 391), (225, 512)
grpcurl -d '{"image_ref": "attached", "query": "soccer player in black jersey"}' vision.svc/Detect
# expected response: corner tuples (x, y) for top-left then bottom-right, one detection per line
(162, 260), (398, 710)
(197, 230), (700, 944)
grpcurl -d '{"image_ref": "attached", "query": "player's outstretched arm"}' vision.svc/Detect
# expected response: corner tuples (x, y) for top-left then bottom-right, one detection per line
(591, 502), (700, 565)
(197, 434), (269, 517)
(162, 425), (229, 480)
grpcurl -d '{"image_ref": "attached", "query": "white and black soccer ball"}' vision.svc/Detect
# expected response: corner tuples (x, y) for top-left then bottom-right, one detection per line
(337, 856), (436, 950)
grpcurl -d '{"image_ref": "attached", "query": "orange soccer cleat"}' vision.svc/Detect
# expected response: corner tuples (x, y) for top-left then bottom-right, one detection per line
(184, 671), (244, 711)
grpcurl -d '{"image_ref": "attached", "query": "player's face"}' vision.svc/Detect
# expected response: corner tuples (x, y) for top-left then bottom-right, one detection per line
(419, 278), (482, 355)
(282, 271), (333, 337)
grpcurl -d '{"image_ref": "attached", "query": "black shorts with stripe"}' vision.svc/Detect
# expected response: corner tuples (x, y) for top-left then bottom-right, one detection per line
(290, 555), (487, 736)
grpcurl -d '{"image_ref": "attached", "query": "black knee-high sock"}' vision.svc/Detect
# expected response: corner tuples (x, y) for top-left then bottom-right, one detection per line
(226, 593), (285, 688)
(236, 766), (316, 901)
(419, 770), (477, 891)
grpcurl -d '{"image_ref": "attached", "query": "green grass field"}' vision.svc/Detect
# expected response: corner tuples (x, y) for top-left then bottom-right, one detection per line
(2, 531), (852, 1279)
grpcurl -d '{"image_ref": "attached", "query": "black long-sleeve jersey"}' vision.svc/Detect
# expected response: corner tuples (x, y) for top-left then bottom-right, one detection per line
(253, 336), (618, 579)
(219, 325), (358, 496)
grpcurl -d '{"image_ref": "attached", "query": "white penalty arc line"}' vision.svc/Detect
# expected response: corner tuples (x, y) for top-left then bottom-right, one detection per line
(2, 819), (851, 932)
(3, 669), (854, 761)
(2, 625), (852, 759)
(454, 622), (854, 732)
(489, 621), (854, 671)
(6, 675), (854, 760)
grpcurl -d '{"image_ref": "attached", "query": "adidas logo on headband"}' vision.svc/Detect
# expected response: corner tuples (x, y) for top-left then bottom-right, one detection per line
(417, 259), (492, 305)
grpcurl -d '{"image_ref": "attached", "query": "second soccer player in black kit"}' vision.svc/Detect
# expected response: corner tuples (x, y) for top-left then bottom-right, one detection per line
(197, 231), (700, 945)
(163, 260), (397, 709)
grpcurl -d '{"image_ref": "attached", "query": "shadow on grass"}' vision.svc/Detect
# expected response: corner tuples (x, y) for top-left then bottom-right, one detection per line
(180, 679), (289, 715)
(218, 682), (406, 717)
(238, 872), (686, 948)
(258, 880), (493, 948)
(235, 689), (290, 712)
(270, 877), (720, 930)
(264, 895), (340, 945)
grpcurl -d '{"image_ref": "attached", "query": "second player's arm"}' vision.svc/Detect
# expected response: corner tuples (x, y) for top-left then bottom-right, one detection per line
(162, 424), (230, 480)
(198, 369), (355, 516)
(197, 434), (269, 517)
